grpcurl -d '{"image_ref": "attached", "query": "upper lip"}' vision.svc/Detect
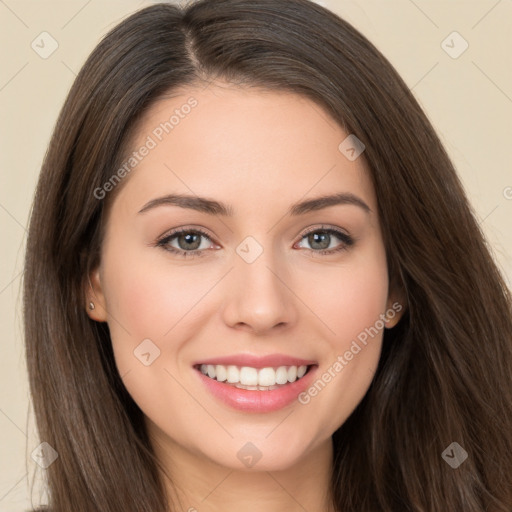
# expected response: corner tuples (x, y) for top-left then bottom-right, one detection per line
(193, 353), (317, 369)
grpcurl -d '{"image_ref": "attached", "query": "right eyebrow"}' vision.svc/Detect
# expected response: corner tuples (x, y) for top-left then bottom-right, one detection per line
(138, 194), (234, 216)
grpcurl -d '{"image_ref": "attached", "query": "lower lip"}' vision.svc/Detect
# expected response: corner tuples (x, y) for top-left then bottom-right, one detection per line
(194, 365), (318, 413)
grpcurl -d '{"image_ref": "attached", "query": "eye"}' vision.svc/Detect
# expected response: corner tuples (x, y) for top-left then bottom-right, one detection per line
(295, 226), (354, 255)
(155, 228), (217, 258)
(154, 225), (354, 259)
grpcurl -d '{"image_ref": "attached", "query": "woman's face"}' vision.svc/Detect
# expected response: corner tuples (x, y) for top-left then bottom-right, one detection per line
(88, 82), (402, 473)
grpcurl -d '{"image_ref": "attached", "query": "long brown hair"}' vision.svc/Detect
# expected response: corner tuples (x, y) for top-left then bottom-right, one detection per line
(23, 1), (512, 510)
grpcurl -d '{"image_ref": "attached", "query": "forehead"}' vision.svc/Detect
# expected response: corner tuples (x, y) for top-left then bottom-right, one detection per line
(114, 82), (376, 214)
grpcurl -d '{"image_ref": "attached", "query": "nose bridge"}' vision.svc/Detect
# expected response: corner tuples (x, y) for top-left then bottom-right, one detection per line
(221, 235), (297, 332)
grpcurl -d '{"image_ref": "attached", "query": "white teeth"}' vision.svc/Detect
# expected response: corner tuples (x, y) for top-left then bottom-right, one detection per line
(275, 366), (288, 385)
(198, 364), (309, 386)
(235, 383), (280, 391)
(240, 366), (258, 386)
(258, 367), (276, 387)
(215, 365), (227, 382)
(287, 366), (297, 382)
(226, 365), (239, 383)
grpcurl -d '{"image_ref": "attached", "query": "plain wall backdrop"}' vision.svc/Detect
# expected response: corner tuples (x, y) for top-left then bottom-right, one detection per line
(1, 0), (511, 510)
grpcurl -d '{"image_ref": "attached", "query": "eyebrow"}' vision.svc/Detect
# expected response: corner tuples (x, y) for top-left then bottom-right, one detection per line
(138, 192), (371, 216)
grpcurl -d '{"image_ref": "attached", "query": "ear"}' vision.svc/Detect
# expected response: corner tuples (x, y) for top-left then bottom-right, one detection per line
(384, 288), (406, 329)
(84, 266), (108, 322)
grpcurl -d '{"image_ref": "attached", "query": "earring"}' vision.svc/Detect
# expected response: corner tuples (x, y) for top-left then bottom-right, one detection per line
(88, 302), (95, 311)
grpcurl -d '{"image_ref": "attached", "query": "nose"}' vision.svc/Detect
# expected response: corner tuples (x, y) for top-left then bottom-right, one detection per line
(221, 249), (298, 335)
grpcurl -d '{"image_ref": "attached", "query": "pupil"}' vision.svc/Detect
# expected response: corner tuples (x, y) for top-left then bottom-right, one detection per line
(179, 233), (201, 250)
(309, 232), (330, 250)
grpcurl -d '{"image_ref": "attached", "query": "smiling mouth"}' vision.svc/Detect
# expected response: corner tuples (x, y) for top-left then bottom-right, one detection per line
(193, 363), (315, 391)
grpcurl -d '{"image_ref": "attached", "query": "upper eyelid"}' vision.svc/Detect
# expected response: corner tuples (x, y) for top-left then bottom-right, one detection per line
(157, 226), (214, 242)
(158, 224), (349, 240)
(298, 224), (351, 238)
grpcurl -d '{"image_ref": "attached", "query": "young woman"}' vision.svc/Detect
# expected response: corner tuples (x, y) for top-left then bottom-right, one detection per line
(23, 0), (512, 510)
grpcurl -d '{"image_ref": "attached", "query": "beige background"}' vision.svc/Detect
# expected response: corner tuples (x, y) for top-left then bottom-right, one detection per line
(1, 0), (511, 509)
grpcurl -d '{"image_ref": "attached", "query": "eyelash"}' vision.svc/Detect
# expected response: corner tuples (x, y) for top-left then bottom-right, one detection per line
(155, 225), (354, 259)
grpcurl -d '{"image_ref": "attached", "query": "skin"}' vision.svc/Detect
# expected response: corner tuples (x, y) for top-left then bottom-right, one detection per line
(87, 81), (403, 512)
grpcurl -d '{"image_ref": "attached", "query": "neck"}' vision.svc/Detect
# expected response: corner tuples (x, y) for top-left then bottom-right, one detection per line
(149, 425), (335, 512)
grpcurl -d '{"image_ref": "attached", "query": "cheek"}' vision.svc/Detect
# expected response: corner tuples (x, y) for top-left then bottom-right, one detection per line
(303, 245), (389, 342)
(295, 246), (389, 434)
(99, 240), (213, 379)
(99, 246), (211, 418)
(103, 245), (212, 334)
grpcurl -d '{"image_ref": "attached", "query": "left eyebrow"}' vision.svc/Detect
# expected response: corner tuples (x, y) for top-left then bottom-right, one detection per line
(288, 192), (371, 216)
(137, 192), (371, 216)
